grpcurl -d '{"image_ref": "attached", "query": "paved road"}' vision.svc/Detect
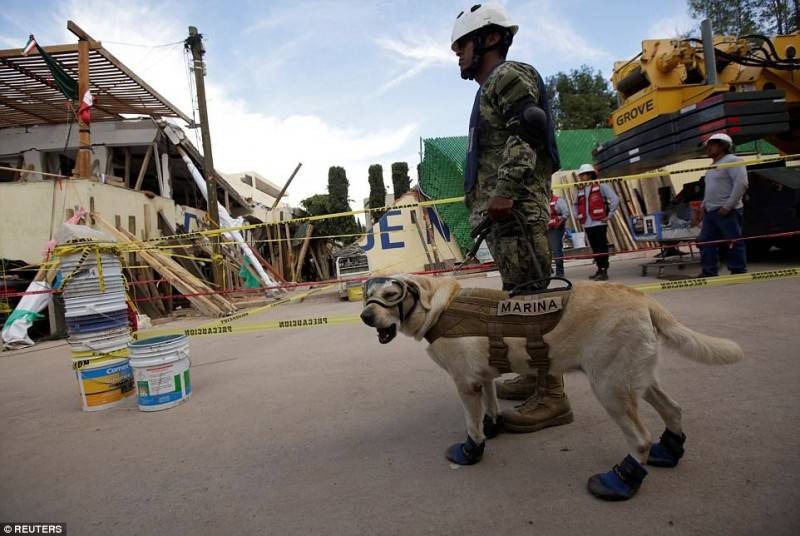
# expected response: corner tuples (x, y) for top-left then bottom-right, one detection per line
(2, 256), (799, 535)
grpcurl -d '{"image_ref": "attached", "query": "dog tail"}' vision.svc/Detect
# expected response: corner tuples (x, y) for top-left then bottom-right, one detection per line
(648, 298), (743, 365)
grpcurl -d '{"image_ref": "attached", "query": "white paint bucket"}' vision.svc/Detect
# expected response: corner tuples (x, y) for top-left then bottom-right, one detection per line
(128, 335), (192, 412)
(74, 357), (135, 411)
(571, 232), (587, 249)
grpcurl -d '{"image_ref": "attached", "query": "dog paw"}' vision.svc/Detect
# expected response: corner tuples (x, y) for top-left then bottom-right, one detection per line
(587, 455), (648, 501)
(483, 414), (504, 439)
(647, 428), (686, 468)
(445, 436), (485, 465)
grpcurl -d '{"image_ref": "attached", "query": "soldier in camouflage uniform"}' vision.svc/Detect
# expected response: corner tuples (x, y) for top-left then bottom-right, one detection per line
(452, 3), (573, 433)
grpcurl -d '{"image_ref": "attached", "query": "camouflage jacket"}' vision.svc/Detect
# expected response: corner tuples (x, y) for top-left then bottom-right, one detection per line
(466, 61), (557, 226)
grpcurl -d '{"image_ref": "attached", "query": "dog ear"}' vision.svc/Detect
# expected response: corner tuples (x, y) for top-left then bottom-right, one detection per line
(406, 275), (435, 310)
(406, 274), (460, 311)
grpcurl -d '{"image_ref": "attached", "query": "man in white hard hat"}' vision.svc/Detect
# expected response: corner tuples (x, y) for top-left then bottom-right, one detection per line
(697, 132), (749, 276)
(450, 4), (573, 449)
(574, 164), (619, 280)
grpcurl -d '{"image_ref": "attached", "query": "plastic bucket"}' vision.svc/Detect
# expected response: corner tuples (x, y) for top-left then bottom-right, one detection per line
(74, 357), (135, 411)
(571, 232), (587, 249)
(128, 335), (192, 412)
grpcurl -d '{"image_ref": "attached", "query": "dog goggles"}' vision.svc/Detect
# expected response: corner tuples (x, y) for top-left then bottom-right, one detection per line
(363, 277), (410, 308)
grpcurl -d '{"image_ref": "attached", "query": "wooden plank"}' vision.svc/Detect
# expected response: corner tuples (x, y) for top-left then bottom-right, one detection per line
(152, 143), (163, 196)
(271, 163), (302, 209)
(284, 223), (294, 279)
(98, 218), (232, 316)
(309, 242), (324, 280)
(276, 225), (284, 279)
(124, 148), (131, 187)
(292, 224), (314, 282)
(156, 209), (205, 279)
(134, 144), (153, 191)
(266, 224), (277, 270)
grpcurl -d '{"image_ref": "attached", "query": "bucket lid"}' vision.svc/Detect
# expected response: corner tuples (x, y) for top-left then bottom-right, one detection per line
(129, 334), (188, 348)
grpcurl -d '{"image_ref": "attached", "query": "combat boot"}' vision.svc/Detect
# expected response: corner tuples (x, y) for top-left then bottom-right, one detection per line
(501, 375), (574, 433)
(495, 374), (538, 401)
(595, 268), (609, 281)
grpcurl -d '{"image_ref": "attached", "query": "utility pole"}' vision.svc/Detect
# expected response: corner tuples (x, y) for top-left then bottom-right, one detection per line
(186, 26), (224, 291)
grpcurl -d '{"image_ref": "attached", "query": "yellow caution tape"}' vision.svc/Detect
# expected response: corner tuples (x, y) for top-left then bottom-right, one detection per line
(131, 283), (336, 340)
(130, 267), (800, 340)
(54, 153), (800, 252)
(632, 267), (800, 293)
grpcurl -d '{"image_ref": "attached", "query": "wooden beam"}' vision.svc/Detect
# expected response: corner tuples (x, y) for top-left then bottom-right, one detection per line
(76, 34), (91, 179)
(284, 223), (294, 279)
(271, 162), (302, 209)
(0, 93), (58, 124)
(0, 41), (96, 59)
(134, 145), (153, 191)
(152, 142), (163, 195)
(124, 148), (131, 186)
(292, 224), (314, 282)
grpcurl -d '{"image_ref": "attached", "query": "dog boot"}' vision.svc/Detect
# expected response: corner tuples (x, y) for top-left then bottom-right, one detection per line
(501, 375), (574, 433)
(495, 374), (538, 401)
(446, 435), (485, 465)
(648, 428), (686, 467)
(483, 414), (504, 439)
(587, 455), (648, 501)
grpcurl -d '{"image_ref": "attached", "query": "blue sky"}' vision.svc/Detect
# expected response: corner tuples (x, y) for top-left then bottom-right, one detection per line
(0, 0), (698, 205)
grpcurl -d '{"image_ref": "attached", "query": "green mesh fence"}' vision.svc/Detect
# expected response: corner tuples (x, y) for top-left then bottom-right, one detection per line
(419, 130), (779, 255)
(418, 137), (472, 253)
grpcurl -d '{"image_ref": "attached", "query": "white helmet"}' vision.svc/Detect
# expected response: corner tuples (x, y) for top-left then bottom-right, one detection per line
(451, 3), (519, 47)
(577, 163), (598, 177)
(703, 132), (733, 147)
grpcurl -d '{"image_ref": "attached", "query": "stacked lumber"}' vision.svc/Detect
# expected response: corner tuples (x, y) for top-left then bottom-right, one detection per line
(99, 218), (236, 317)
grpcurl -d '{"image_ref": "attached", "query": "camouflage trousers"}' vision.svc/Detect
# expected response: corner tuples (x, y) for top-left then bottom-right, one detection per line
(485, 217), (552, 292)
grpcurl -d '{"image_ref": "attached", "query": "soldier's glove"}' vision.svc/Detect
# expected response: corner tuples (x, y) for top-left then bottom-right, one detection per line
(488, 196), (514, 221)
(505, 96), (547, 149)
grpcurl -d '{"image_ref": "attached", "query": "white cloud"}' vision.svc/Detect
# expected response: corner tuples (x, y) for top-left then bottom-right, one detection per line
(49, 0), (418, 207)
(376, 37), (453, 65)
(511, 0), (609, 62)
(372, 35), (454, 96)
(205, 87), (418, 205)
(647, 14), (697, 39)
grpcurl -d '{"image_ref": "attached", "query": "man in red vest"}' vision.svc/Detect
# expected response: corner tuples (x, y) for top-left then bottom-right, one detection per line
(547, 190), (569, 277)
(574, 164), (619, 280)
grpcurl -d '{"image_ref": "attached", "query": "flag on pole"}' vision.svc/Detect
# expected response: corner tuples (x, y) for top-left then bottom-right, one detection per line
(78, 89), (94, 124)
(21, 33), (78, 101)
(22, 35), (37, 56)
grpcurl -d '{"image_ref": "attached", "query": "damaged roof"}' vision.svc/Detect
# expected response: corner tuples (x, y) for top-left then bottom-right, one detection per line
(0, 26), (192, 128)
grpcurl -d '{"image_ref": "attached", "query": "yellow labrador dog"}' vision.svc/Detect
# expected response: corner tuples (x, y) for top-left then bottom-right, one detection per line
(360, 274), (743, 501)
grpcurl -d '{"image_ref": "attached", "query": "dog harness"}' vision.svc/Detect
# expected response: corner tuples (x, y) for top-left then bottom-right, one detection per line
(424, 287), (570, 389)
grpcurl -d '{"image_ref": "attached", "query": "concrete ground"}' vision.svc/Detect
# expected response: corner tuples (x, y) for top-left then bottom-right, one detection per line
(2, 253), (799, 536)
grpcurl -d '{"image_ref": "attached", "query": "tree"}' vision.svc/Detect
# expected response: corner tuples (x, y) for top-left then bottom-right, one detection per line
(545, 66), (617, 130)
(687, 0), (761, 35)
(391, 162), (411, 198)
(327, 166), (350, 212)
(756, 0), (798, 34)
(299, 167), (362, 245)
(367, 164), (387, 223)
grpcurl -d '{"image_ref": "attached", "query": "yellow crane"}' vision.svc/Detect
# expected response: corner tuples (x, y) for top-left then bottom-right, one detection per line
(596, 20), (800, 175)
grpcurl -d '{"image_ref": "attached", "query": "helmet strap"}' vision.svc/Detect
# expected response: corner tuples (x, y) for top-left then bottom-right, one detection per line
(460, 29), (511, 81)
